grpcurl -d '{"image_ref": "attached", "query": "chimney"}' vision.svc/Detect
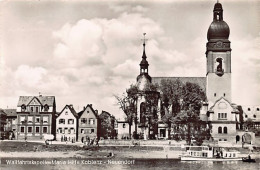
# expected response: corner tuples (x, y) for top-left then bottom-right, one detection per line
(69, 104), (73, 108)
(39, 92), (42, 97)
(95, 110), (98, 114)
(90, 104), (92, 107)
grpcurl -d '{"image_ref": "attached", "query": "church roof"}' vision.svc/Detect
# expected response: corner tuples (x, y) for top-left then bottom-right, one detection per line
(17, 96), (55, 107)
(152, 77), (206, 92)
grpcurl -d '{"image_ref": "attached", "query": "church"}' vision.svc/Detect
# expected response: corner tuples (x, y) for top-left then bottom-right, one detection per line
(117, 2), (256, 145)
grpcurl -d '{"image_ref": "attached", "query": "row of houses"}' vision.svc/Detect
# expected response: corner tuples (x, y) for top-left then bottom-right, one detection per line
(1, 95), (116, 141)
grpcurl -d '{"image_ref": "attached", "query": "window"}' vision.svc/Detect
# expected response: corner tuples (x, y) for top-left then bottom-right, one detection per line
(36, 106), (39, 113)
(68, 119), (74, 124)
(224, 139), (227, 141)
(70, 128), (75, 133)
(115, 122), (118, 128)
(28, 116), (33, 123)
(223, 127), (227, 134)
(12, 119), (16, 124)
(257, 108), (259, 111)
(218, 127), (222, 134)
(44, 105), (49, 112)
(20, 116), (25, 123)
(253, 114), (256, 118)
(57, 128), (62, 133)
(248, 108), (251, 111)
(81, 118), (87, 124)
(21, 105), (26, 112)
(123, 123), (126, 128)
(21, 127), (25, 133)
(28, 127), (32, 133)
(91, 129), (94, 133)
(35, 127), (40, 133)
(43, 127), (48, 133)
(218, 113), (227, 119)
(223, 93), (225, 97)
(65, 111), (68, 115)
(89, 118), (94, 125)
(43, 116), (48, 123)
(245, 115), (248, 118)
(35, 117), (40, 123)
(30, 107), (34, 112)
(81, 129), (85, 134)
(214, 93), (216, 97)
(64, 128), (68, 134)
(59, 119), (65, 124)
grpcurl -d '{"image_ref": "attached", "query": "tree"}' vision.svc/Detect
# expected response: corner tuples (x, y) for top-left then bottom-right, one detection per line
(142, 83), (160, 139)
(159, 79), (208, 143)
(114, 84), (139, 139)
(99, 111), (116, 139)
(159, 79), (183, 139)
(244, 118), (255, 131)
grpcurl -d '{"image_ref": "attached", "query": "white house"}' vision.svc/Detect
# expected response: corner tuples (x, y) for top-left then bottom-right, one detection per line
(56, 105), (78, 142)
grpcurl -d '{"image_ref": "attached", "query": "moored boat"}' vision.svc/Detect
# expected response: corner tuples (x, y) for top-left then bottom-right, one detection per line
(180, 146), (242, 161)
(242, 157), (256, 163)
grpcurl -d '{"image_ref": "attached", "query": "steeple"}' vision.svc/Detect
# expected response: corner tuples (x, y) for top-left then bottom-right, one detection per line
(137, 33), (151, 83)
(139, 33), (149, 75)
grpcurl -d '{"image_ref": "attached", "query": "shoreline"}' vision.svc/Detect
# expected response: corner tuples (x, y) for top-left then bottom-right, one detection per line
(1, 151), (259, 159)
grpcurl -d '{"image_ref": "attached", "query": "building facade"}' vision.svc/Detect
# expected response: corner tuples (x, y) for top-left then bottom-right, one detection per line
(16, 95), (56, 140)
(118, 2), (256, 145)
(78, 104), (99, 141)
(56, 105), (78, 142)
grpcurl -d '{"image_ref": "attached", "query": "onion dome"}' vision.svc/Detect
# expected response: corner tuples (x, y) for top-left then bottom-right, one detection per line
(206, 2), (231, 53)
(207, 3), (230, 40)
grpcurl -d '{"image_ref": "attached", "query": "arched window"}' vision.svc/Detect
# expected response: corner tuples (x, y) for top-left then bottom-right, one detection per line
(224, 127), (227, 134)
(44, 104), (49, 112)
(218, 127), (222, 134)
(21, 105), (26, 112)
(140, 102), (146, 124)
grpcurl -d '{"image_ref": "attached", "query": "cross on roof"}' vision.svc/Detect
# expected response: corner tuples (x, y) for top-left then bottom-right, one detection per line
(141, 33), (148, 45)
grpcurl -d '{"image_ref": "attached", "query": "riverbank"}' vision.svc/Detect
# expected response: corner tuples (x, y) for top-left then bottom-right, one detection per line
(0, 141), (259, 159)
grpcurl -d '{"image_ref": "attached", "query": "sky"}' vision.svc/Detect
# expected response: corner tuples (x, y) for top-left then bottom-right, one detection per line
(0, 0), (260, 119)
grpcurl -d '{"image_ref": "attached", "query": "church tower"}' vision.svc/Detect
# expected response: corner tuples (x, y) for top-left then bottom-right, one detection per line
(206, 2), (232, 106)
(136, 33), (152, 91)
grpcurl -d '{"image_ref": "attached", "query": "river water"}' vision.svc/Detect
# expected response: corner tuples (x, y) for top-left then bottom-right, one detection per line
(0, 158), (259, 170)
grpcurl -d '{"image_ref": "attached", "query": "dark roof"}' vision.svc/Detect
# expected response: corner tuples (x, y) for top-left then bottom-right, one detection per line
(207, 20), (230, 40)
(57, 105), (78, 118)
(3, 109), (17, 117)
(17, 96), (55, 107)
(0, 109), (7, 116)
(78, 104), (98, 118)
(152, 77), (206, 92)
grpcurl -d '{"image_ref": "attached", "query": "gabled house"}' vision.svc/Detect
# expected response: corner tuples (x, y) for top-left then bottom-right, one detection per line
(16, 95), (56, 140)
(78, 104), (99, 141)
(56, 105), (78, 142)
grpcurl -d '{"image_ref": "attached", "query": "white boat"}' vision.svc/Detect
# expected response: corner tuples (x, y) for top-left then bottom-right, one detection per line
(180, 146), (242, 161)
